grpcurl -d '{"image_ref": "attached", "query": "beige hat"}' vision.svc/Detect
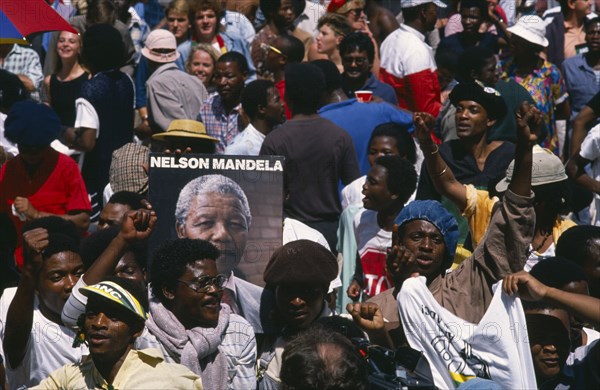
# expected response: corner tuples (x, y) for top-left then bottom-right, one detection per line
(495, 146), (567, 192)
(507, 15), (549, 48)
(141, 30), (180, 63)
(152, 120), (219, 143)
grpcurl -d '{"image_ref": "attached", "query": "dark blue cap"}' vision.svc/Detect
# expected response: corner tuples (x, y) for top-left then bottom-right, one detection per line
(5, 100), (61, 146)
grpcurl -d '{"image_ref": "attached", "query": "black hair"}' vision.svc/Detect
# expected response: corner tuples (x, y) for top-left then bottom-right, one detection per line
(460, 0), (487, 17)
(21, 217), (80, 259)
(217, 51), (249, 74)
(402, 4), (430, 23)
(260, 0), (305, 19)
(150, 238), (220, 302)
(310, 59), (342, 93)
(260, 0), (282, 18)
(284, 63), (325, 115)
(241, 79), (275, 120)
(86, 0), (117, 25)
(280, 325), (369, 390)
(108, 191), (145, 210)
(435, 48), (459, 74)
(0, 70), (29, 110)
(80, 226), (147, 271)
(374, 155), (418, 204)
(456, 46), (495, 83)
(275, 34), (305, 63)
(339, 32), (375, 63)
(556, 225), (600, 267)
(368, 122), (417, 164)
(533, 180), (571, 216)
(559, 0), (571, 16)
(585, 16), (600, 30)
(82, 24), (126, 73)
(529, 257), (587, 289)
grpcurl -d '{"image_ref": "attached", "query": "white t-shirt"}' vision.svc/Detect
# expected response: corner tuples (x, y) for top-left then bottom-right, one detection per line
(566, 327), (600, 367)
(223, 124), (265, 156)
(579, 124), (600, 226)
(0, 112), (18, 158)
(341, 176), (365, 209)
(74, 98), (100, 132)
(0, 287), (87, 389)
(353, 209), (393, 297)
(524, 242), (556, 272)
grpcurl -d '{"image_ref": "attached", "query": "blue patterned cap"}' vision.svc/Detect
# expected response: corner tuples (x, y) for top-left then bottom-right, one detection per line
(394, 200), (459, 265)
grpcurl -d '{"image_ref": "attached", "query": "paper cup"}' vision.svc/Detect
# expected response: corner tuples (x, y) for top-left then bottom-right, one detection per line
(355, 90), (373, 102)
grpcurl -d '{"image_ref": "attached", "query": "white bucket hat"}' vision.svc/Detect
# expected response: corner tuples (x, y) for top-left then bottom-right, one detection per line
(141, 30), (180, 63)
(401, 0), (447, 8)
(507, 15), (549, 48)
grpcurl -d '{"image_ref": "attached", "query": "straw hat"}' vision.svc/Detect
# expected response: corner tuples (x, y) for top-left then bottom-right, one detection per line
(152, 120), (219, 143)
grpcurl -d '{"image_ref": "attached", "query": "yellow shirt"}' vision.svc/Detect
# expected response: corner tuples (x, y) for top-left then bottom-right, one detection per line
(462, 184), (576, 248)
(32, 348), (203, 390)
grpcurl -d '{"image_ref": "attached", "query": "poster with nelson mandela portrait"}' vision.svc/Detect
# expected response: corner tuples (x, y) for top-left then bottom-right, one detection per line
(148, 153), (284, 287)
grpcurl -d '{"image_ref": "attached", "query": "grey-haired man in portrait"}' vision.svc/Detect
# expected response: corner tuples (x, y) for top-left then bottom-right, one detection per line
(175, 174), (268, 334)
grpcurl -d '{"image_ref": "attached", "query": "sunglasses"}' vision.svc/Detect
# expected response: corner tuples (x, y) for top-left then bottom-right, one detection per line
(260, 42), (287, 58)
(177, 274), (228, 294)
(347, 8), (365, 17)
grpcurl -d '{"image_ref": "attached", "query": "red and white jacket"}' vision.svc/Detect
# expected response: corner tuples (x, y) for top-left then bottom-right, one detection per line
(379, 24), (442, 118)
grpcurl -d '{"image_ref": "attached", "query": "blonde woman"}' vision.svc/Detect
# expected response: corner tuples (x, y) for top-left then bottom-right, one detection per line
(43, 29), (89, 127)
(186, 43), (220, 93)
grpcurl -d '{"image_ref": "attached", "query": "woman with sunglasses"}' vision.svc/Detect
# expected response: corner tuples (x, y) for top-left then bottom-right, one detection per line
(325, 0), (381, 75)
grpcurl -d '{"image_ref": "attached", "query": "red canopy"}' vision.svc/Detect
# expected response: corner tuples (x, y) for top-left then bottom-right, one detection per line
(0, 0), (78, 44)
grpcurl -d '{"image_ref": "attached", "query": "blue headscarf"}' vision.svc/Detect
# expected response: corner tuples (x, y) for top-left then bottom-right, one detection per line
(4, 100), (61, 146)
(394, 200), (459, 267)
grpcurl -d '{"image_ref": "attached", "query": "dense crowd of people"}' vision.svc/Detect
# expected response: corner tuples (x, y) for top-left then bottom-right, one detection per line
(1, 0), (600, 389)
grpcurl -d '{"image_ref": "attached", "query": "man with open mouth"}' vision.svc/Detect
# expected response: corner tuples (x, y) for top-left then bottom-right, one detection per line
(32, 277), (202, 389)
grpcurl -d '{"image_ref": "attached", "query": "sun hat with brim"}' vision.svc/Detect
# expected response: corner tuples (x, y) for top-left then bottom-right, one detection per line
(401, 0), (447, 8)
(495, 145), (568, 193)
(141, 29), (180, 63)
(80, 280), (148, 321)
(507, 15), (549, 48)
(152, 119), (219, 142)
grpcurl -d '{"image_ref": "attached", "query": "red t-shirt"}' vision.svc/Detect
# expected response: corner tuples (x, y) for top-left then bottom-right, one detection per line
(275, 79), (292, 120)
(0, 150), (91, 267)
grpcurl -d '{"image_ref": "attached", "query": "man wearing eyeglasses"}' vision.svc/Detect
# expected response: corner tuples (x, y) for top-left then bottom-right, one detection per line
(340, 31), (398, 105)
(144, 238), (257, 389)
